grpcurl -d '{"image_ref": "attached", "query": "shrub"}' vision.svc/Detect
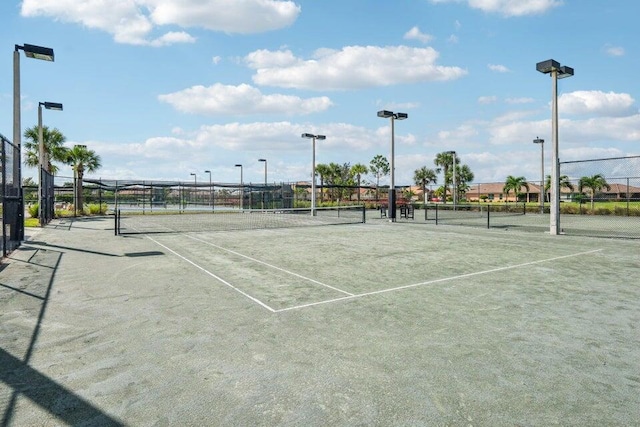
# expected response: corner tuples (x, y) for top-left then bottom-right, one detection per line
(87, 203), (108, 215)
(593, 207), (612, 215)
(28, 203), (39, 218)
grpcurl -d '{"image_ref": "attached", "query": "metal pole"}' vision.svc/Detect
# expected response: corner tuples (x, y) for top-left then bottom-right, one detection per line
(389, 116), (396, 221)
(13, 49), (24, 240)
(264, 160), (267, 209)
(452, 153), (457, 209)
(38, 104), (44, 225)
(540, 141), (544, 213)
(550, 70), (560, 235)
(311, 137), (316, 215)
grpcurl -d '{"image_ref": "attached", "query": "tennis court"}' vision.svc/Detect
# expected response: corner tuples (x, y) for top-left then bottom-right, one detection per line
(1, 216), (639, 425)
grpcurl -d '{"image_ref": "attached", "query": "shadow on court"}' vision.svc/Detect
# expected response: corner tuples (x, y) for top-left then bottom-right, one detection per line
(0, 243), (125, 426)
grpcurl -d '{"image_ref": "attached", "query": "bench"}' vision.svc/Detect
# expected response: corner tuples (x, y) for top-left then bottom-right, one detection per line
(399, 205), (414, 219)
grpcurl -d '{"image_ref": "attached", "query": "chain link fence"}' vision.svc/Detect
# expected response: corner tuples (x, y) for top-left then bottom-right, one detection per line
(1, 133), (23, 256)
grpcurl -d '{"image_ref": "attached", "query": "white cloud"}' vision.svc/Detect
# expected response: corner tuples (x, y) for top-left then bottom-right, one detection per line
(478, 96), (497, 104)
(403, 26), (434, 44)
(488, 64), (510, 73)
(158, 83), (333, 116)
(246, 46), (467, 90)
(604, 45), (625, 57)
(448, 34), (459, 43)
(21, 0), (300, 45)
(559, 90), (636, 117)
(212, 56), (222, 64)
(505, 97), (534, 104)
(430, 0), (562, 17)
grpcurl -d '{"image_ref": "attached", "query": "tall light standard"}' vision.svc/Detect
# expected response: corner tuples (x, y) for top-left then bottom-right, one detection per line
(447, 150), (457, 209)
(301, 133), (326, 215)
(204, 170), (213, 210)
(38, 101), (63, 226)
(537, 59), (574, 235)
(190, 173), (196, 206)
(377, 110), (408, 221)
(14, 43), (55, 239)
(235, 164), (243, 210)
(533, 137), (545, 213)
(258, 158), (267, 209)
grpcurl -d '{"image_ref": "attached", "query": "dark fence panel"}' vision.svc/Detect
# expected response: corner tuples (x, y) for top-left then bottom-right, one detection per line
(1, 133), (23, 257)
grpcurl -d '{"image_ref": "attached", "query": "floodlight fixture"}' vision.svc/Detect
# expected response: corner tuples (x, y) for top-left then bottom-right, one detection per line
(301, 133), (326, 214)
(37, 100), (63, 226)
(17, 43), (55, 61)
(536, 58), (574, 235)
(376, 110), (408, 221)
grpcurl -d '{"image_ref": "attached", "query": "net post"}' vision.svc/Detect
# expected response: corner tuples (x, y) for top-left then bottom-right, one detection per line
(361, 205), (366, 223)
(114, 209), (119, 235)
(487, 204), (490, 229)
(435, 203), (439, 225)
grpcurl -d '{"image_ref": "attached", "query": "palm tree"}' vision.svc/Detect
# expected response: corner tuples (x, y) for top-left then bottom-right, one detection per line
(66, 145), (101, 215)
(350, 163), (368, 203)
(369, 155), (389, 201)
(447, 164), (474, 202)
(544, 174), (575, 202)
(413, 166), (437, 204)
(315, 163), (331, 203)
(578, 174), (611, 209)
(434, 151), (459, 203)
(23, 125), (69, 174)
(503, 176), (529, 202)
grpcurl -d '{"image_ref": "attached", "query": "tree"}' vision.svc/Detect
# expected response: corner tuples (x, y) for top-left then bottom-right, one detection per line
(447, 164), (474, 202)
(544, 174), (575, 202)
(369, 155), (389, 201)
(315, 163), (331, 203)
(413, 167), (437, 204)
(503, 176), (529, 202)
(578, 174), (611, 209)
(434, 151), (459, 204)
(23, 125), (69, 174)
(350, 163), (368, 203)
(66, 145), (101, 214)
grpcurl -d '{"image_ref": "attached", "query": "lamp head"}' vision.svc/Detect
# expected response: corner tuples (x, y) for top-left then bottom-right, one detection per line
(21, 44), (55, 61)
(395, 112), (408, 120)
(558, 65), (574, 79)
(316, 135), (326, 140)
(235, 164), (242, 167)
(43, 102), (63, 111)
(533, 137), (544, 144)
(377, 110), (393, 118)
(258, 158), (266, 162)
(536, 59), (560, 74)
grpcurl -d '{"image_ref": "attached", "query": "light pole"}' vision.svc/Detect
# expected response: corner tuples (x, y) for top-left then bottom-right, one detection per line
(14, 43), (55, 240)
(301, 133), (326, 215)
(258, 158), (267, 209)
(204, 170), (213, 210)
(235, 164), (243, 210)
(38, 101), (63, 226)
(537, 59), (574, 235)
(190, 173), (196, 206)
(447, 151), (457, 209)
(377, 110), (408, 221)
(533, 137), (545, 213)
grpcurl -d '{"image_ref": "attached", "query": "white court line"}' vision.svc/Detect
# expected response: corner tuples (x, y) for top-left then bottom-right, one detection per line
(185, 234), (354, 296)
(146, 235), (276, 313)
(274, 248), (604, 313)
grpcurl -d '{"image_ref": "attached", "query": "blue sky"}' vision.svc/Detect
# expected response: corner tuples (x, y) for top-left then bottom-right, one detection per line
(1, 0), (638, 186)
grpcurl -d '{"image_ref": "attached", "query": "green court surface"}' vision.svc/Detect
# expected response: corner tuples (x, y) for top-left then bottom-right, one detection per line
(1, 217), (639, 425)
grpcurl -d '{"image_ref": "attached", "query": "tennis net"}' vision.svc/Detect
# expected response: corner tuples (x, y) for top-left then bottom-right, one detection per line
(425, 203), (526, 227)
(115, 206), (366, 234)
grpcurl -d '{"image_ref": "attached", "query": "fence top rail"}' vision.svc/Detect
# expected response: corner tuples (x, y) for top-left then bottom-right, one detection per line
(560, 155), (640, 165)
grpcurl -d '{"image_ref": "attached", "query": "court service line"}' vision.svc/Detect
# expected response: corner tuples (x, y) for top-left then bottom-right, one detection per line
(145, 235), (277, 313)
(185, 234), (354, 296)
(275, 248), (603, 312)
